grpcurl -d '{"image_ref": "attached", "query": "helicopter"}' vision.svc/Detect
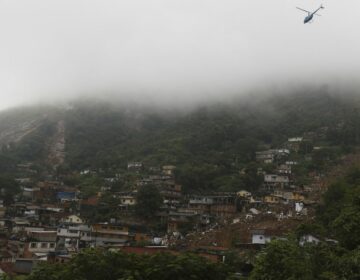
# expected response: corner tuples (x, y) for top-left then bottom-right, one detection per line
(296, 4), (324, 24)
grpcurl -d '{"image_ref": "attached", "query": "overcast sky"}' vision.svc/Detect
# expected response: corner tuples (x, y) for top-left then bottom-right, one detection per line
(0, 0), (359, 110)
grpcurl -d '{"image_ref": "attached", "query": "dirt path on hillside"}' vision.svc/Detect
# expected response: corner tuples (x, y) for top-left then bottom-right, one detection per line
(47, 120), (65, 169)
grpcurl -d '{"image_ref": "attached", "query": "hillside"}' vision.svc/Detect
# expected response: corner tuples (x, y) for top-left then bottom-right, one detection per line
(1, 90), (360, 191)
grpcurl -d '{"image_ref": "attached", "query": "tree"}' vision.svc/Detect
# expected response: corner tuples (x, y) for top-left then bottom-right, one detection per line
(250, 239), (346, 280)
(0, 175), (20, 205)
(135, 185), (162, 219)
(332, 205), (360, 249)
(317, 169), (360, 249)
(250, 239), (312, 280)
(27, 249), (230, 280)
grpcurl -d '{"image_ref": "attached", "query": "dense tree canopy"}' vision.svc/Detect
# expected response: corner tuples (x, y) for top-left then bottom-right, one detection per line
(135, 185), (163, 219)
(0, 175), (19, 205)
(26, 250), (230, 280)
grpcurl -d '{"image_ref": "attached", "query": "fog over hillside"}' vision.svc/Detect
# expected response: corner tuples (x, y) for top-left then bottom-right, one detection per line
(0, 0), (360, 110)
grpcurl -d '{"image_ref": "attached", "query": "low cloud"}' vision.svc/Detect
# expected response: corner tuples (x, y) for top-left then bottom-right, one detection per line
(0, 0), (359, 110)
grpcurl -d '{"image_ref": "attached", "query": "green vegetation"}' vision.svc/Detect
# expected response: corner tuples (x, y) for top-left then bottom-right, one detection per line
(250, 167), (360, 279)
(0, 175), (20, 205)
(60, 93), (360, 192)
(26, 249), (230, 280)
(2, 92), (360, 194)
(250, 238), (356, 280)
(135, 185), (163, 219)
(317, 167), (360, 249)
(77, 174), (104, 198)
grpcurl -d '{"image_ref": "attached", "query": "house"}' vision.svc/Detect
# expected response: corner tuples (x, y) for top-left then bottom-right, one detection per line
(210, 196), (237, 217)
(264, 194), (285, 204)
(22, 187), (40, 201)
(288, 137), (303, 142)
(188, 195), (237, 217)
(292, 192), (305, 201)
(251, 230), (272, 244)
(24, 205), (39, 219)
(0, 200), (5, 218)
(277, 164), (292, 175)
(8, 203), (28, 218)
(188, 196), (214, 215)
(57, 225), (92, 250)
(251, 229), (285, 245)
(56, 191), (77, 202)
(15, 178), (32, 185)
(62, 215), (83, 225)
(26, 230), (57, 256)
(299, 234), (320, 246)
(127, 162), (143, 171)
(91, 223), (132, 246)
(264, 174), (289, 189)
(274, 149), (290, 157)
(256, 149), (290, 164)
(159, 181), (182, 206)
(287, 137), (303, 152)
(119, 195), (137, 206)
(237, 190), (252, 198)
(12, 219), (31, 233)
(256, 150), (275, 164)
(162, 165), (176, 176)
(273, 190), (305, 202)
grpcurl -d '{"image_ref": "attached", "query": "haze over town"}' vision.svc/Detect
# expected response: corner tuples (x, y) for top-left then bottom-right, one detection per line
(0, 0), (359, 110)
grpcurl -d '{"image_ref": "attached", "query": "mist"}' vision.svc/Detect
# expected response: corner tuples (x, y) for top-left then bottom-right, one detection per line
(0, 0), (359, 110)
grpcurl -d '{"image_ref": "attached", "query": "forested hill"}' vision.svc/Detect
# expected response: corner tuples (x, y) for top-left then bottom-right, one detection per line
(1, 91), (360, 191)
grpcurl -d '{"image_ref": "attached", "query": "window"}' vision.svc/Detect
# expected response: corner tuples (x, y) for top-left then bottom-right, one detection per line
(41, 243), (47, 248)
(49, 243), (55, 248)
(30, 243), (37, 248)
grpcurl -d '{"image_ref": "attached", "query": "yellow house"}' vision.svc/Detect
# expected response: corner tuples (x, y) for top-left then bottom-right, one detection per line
(292, 192), (305, 201)
(237, 190), (252, 198)
(264, 195), (282, 204)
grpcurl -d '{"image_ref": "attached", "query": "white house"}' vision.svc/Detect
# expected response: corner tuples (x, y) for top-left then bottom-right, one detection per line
(299, 234), (320, 246)
(62, 215), (83, 224)
(251, 230), (272, 244)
